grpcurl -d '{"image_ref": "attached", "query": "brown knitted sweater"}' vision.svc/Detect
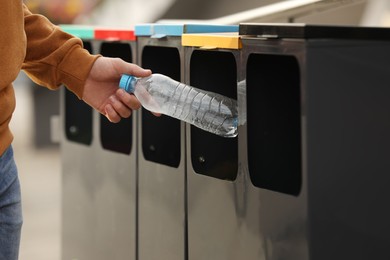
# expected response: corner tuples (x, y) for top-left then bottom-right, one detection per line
(0, 3), (99, 155)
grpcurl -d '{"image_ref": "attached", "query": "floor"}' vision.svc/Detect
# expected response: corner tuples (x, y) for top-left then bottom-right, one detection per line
(11, 73), (61, 260)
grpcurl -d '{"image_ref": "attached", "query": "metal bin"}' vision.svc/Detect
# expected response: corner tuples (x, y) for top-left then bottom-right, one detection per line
(240, 23), (390, 260)
(182, 32), (266, 260)
(60, 25), (138, 260)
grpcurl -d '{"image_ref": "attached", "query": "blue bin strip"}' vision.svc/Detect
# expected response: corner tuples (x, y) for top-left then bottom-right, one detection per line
(154, 24), (184, 36)
(136, 23), (239, 37)
(134, 24), (154, 36)
(184, 24), (239, 33)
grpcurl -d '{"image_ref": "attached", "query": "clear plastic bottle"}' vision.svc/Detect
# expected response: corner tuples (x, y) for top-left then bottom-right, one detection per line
(119, 73), (238, 138)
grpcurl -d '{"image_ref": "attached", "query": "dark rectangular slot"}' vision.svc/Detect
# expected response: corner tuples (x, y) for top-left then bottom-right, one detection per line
(190, 50), (238, 181)
(65, 41), (93, 145)
(99, 42), (133, 154)
(247, 53), (301, 196)
(141, 46), (181, 167)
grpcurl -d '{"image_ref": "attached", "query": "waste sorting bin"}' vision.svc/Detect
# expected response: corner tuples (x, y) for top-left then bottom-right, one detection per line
(135, 23), (238, 260)
(240, 23), (390, 260)
(182, 32), (266, 260)
(60, 25), (95, 146)
(60, 25), (138, 260)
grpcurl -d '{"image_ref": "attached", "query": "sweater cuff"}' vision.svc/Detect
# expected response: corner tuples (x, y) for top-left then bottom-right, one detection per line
(58, 45), (100, 99)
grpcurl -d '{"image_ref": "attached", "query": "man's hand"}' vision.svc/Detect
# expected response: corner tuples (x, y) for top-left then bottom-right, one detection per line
(82, 57), (152, 123)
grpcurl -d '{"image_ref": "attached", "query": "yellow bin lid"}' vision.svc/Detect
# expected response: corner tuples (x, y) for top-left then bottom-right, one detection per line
(182, 32), (242, 50)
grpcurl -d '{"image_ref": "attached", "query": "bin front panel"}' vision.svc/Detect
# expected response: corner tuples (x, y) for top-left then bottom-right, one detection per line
(189, 50), (238, 180)
(186, 46), (268, 260)
(241, 23), (390, 260)
(141, 46), (181, 167)
(247, 53), (302, 196)
(65, 41), (93, 145)
(62, 39), (138, 259)
(137, 39), (185, 260)
(305, 40), (390, 260)
(99, 42), (133, 154)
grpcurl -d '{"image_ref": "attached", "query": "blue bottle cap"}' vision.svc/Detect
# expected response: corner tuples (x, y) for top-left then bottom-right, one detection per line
(119, 74), (136, 93)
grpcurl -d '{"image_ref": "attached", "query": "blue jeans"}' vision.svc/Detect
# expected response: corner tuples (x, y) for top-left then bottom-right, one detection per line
(0, 146), (22, 260)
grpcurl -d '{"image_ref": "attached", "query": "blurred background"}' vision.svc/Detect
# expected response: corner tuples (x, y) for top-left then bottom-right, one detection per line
(13, 0), (390, 259)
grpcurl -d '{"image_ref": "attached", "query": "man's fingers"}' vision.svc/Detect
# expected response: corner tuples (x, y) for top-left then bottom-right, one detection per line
(116, 89), (141, 110)
(115, 59), (152, 78)
(109, 95), (133, 119)
(104, 104), (121, 123)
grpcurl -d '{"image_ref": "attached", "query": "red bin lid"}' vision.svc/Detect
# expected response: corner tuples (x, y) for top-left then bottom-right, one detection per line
(94, 28), (136, 41)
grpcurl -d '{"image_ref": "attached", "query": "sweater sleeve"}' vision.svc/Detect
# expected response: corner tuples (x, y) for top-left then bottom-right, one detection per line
(21, 5), (100, 98)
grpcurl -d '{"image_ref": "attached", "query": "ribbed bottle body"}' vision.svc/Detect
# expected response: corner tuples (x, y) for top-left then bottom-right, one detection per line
(123, 73), (238, 137)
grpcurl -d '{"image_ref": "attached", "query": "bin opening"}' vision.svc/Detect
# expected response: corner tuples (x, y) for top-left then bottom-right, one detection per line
(65, 41), (93, 145)
(247, 53), (302, 196)
(190, 50), (238, 181)
(141, 46), (181, 167)
(100, 42), (133, 154)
